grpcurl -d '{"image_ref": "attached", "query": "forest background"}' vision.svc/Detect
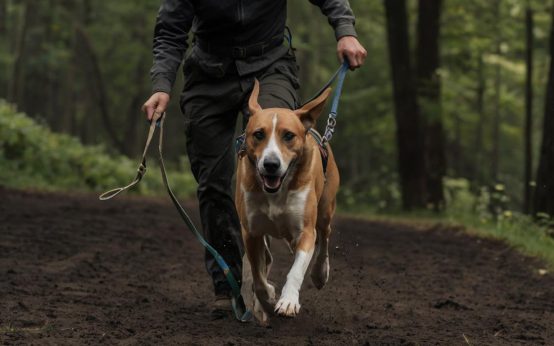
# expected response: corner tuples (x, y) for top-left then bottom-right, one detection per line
(1, 0), (554, 244)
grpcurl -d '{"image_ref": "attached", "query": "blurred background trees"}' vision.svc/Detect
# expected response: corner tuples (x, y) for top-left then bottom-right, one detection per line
(1, 0), (554, 216)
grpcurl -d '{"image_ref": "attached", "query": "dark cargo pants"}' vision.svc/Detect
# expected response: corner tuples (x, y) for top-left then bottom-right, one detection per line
(180, 48), (299, 296)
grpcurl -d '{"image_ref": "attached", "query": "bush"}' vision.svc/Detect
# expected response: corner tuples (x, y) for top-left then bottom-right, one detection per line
(0, 100), (196, 198)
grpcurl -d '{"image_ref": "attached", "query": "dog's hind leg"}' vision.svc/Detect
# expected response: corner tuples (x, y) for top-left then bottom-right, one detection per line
(311, 224), (331, 289)
(240, 253), (255, 313)
(264, 235), (273, 276)
(311, 199), (335, 289)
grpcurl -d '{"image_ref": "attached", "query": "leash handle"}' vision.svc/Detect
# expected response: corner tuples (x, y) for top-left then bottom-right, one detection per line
(99, 162), (146, 200)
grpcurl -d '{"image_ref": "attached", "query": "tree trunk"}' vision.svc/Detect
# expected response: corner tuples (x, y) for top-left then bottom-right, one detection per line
(534, 5), (554, 216)
(8, 1), (31, 105)
(384, 0), (427, 210)
(491, 0), (502, 182)
(523, 5), (534, 214)
(417, 0), (445, 211)
(0, 0), (6, 34)
(74, 24), (125, 153)
(473, 53), (486, 185)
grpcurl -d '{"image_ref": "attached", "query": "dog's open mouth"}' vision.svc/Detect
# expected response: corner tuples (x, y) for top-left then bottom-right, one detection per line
(261, 174), (284, 193)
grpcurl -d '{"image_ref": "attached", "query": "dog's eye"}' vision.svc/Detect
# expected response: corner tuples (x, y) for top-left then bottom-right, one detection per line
(283, 132), (295, 142)
(253, 130), (265, 140)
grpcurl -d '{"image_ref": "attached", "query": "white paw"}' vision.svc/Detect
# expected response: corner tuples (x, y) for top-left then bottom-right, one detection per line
(274, 292), (300, 317)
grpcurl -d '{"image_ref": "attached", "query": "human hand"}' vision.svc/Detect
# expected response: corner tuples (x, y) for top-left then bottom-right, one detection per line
(142, 92), (170, 121)
(337, 36), (367, 70)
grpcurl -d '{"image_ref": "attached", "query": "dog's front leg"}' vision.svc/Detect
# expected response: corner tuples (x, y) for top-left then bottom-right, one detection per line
(275, 225), (316, 317)
(244, 232), (275, 324)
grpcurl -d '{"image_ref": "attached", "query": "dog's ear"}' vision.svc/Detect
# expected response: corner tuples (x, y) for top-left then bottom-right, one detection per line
(248, 79), (262, 116)
(294, 87), (332, 129)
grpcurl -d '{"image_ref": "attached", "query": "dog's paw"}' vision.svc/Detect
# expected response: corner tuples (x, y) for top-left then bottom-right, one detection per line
(254, 283), (277, 314)
(274, 293), (300, 317)
(310, 256), (329, 289)
(253, 297), (270, 326)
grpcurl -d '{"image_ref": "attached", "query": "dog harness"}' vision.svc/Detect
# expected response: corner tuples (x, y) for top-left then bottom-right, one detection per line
(235, 129), (329, 175)
(308, 128), (329, 174)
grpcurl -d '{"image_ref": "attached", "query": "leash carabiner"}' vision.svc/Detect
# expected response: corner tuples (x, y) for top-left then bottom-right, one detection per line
(322, 60), (349, 144)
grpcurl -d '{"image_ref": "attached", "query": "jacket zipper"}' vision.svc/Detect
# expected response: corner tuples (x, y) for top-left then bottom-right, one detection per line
(238, 0), (244, 25)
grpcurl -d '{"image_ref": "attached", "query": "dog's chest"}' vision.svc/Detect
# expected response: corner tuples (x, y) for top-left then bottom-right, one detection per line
(243, 187), (310, 238)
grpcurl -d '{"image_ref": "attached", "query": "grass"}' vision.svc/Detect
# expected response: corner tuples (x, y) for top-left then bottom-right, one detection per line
(342, 207), (554, 270)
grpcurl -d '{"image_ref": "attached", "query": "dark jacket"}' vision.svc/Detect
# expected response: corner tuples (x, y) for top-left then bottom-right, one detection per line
(150, 0), (358, 94)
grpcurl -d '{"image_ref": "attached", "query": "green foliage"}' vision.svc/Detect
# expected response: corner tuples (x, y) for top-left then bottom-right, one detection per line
(0, 100), (196, 197)
(1, 1), (553, 215)
(347, 176), (554, 268)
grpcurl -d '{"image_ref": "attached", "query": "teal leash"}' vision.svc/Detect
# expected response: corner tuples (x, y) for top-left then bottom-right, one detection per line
(100, 61), (350, 322)
(100, 113), (252, 322)
(305, 60), (350, 144)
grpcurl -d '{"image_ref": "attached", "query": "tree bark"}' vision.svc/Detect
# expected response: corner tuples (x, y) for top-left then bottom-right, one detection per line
(491, 0), (502, 182)
(523, 5), (534, 214)
(534, 5), (554, 216)
(473, 53), (486, 185)
(74, 23), (126, 153)
(417, 0), (445, 211)
(384, 0), (427, 210)
(0, 0), (6, 34)
(8, 1), (31, 105)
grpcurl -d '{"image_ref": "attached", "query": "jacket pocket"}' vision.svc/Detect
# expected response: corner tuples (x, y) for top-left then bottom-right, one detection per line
(186, 46), (228, 79)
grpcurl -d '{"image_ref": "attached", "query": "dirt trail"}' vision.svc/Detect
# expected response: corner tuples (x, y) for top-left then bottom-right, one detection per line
(1, 187), (553, 345)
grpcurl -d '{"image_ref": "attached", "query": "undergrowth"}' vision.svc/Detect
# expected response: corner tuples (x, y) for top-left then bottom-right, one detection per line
(341, 178), (554, 269)
(0, 100), (196, 197)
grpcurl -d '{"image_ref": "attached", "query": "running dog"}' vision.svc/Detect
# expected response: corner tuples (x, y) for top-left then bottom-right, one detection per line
(236, 80), (339, 325)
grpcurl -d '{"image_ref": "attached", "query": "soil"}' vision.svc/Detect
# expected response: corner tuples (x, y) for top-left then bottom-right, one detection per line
(1, 187), (553, 345)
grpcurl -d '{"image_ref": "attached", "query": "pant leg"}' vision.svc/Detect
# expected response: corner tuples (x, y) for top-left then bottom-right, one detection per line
(181, 67), (244, 297)
(256, 50), (300, 110)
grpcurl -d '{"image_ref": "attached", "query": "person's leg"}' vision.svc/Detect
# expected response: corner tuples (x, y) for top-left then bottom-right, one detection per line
(181, 69), (244, 299)
(257, 51), (300, 110)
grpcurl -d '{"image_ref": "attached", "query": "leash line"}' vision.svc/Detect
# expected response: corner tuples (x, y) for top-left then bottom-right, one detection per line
(100, 113), (251, 322)
(322, 60), (349, 144)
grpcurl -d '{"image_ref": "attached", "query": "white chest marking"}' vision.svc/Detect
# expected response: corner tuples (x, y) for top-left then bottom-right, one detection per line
(242, 186), (310, 238)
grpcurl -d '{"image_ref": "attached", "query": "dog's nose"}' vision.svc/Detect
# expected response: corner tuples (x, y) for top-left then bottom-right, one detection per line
(263, 158), (280, 174)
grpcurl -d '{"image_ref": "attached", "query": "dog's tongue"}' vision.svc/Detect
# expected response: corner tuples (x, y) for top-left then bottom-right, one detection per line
(263, 175), (282, 190)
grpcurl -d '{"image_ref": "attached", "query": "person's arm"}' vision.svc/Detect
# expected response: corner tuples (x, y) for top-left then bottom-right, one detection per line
(309, 0), (367, 69)
(309, 0), (357, 40)
(144, 0), (194, 120)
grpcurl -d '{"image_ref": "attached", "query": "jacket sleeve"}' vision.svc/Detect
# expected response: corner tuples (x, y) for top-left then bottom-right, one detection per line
(309, 0), (357, 40)
(150, 0), (194, 94)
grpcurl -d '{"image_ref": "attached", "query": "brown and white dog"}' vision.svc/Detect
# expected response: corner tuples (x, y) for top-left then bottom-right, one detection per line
(236, 80), (339, 324)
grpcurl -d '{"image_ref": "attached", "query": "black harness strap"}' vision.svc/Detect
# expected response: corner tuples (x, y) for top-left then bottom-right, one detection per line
(307, 128), (329, 175)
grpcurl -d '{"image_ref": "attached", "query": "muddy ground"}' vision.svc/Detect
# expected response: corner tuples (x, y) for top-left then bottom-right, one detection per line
(0, 187), (553, 345)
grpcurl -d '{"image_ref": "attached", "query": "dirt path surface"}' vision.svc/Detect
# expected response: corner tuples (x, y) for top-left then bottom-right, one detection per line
(1, 187), (553, 345)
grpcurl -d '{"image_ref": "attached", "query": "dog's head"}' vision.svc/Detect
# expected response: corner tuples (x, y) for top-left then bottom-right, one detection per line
(244, 80), (331, 194)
